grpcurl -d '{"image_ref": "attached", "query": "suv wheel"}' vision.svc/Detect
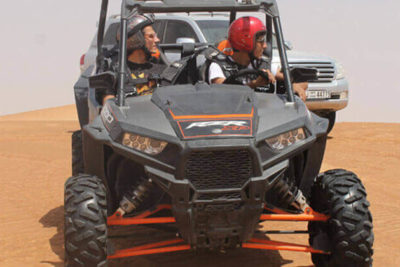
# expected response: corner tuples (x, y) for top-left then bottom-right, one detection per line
(64, 174), (108, 266)
(319, 111), (336, 134)
(308, 169), (374, 267)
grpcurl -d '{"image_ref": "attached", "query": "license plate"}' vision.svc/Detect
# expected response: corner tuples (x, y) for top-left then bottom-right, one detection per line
(306, 90), (330, 99)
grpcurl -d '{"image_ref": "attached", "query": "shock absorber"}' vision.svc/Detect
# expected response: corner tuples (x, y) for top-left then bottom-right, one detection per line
(117, 178), (153, 216)
(269, 175), (309, 211)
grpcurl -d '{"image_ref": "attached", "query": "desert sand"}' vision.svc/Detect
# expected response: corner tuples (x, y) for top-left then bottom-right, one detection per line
(0, 105), (399, 266)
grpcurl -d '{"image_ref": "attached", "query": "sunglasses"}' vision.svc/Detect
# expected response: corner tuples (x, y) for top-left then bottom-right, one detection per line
(256, 35), (267, 43)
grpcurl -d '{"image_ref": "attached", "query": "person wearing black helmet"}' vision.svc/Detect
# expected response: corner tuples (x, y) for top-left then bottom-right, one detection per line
(102, 14), (165, 103)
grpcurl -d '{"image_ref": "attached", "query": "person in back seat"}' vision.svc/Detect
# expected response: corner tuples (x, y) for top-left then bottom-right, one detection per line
(207, 16), (307, 101)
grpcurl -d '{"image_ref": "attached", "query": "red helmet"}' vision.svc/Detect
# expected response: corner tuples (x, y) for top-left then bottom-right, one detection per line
(228, 16), (266, 52)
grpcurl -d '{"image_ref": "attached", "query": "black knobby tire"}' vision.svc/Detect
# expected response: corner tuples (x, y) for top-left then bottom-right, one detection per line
(308, 169), (374, 267)
(72, 130), (84, 176)
(64, 174), (108, 266)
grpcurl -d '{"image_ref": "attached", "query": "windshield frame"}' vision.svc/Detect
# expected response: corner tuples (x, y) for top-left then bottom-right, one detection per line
(95, 0), (295, 105)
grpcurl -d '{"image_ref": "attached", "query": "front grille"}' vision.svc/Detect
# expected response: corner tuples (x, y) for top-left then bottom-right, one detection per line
(185, 150), (253, 190)
(197, 192), (242, 201)
(289, 62), (335, 83)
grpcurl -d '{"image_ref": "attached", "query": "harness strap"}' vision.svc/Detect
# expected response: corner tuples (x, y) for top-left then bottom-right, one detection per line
(161, 59), (190, 84)
(204, 47), (241, 80)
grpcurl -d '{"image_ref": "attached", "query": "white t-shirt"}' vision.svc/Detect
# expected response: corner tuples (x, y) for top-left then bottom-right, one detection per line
(208, 59), (279, 84)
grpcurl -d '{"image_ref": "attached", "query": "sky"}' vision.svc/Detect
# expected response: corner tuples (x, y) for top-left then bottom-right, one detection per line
(0, 0), (399, 122)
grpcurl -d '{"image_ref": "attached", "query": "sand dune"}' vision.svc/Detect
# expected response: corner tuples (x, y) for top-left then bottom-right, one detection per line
(0, 106), (399, 266)
(0, 105), (78, 121)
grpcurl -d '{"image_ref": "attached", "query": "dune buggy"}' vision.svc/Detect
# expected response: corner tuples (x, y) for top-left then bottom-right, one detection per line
(66, 0), (373, 266)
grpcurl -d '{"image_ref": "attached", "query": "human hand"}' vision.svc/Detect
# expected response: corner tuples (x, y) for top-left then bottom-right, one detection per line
(293, 82), (308, 102)
(253, 69), (276, 87)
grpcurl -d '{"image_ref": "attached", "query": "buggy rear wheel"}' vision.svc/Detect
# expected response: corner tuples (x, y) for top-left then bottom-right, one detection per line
(72, 130), (84, 176)
(64, 174), (108, 266)
(308, 169), (374, 267)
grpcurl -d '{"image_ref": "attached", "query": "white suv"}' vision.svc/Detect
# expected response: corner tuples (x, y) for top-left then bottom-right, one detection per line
(80, 14), (348, 132)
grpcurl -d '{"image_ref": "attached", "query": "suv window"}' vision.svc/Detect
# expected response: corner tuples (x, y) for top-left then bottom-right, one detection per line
(196, 20), (229, 44)
(195, 20), (281, 49)
(163, 20), (199, 44)
(153, 20), (164, 42)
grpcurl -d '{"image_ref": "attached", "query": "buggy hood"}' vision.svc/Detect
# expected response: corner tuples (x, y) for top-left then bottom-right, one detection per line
(151, 82), (257, 139)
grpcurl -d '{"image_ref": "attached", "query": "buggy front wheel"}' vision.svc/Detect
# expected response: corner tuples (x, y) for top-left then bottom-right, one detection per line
(308, 169), (374, 267)
(64, 174), (108, 266)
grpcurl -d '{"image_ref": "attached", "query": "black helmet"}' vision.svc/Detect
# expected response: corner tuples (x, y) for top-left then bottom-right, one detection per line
(117, 14), (155, 53)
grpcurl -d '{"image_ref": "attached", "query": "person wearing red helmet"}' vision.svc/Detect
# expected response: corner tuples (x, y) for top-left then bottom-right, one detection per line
(208, 16), (307, 101)
(208, 16), (275, 87)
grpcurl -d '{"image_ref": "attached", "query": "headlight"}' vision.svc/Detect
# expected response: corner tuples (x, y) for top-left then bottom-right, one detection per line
(340, 91), (348, 99)
(265, 128), (306, 151)
(122, 133), (168, 155)
(335, 62), (345, 80)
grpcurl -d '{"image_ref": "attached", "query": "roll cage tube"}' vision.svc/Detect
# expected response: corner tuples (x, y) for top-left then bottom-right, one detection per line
(265, 15), (273, 66)
(96, 0), (109, 72)
(114, 0), (294, 106)
(117, 0), (130, 106)
(229, 11), (236, 24)
(273, 17), (295, 102)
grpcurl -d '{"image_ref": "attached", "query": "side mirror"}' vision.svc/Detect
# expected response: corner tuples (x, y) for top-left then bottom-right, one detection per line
(176, 37), (195, 44)
(290, 67), (318, 83)
(285, 41), (293, 50)
(89, 71), (116, 89)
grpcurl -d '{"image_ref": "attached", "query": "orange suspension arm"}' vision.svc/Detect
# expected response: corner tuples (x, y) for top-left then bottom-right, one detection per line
(108, 239), (191, 259)
(260, 206), (329, 222)
(107, 204), (176, 226)
(243, 238), (329, 254)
